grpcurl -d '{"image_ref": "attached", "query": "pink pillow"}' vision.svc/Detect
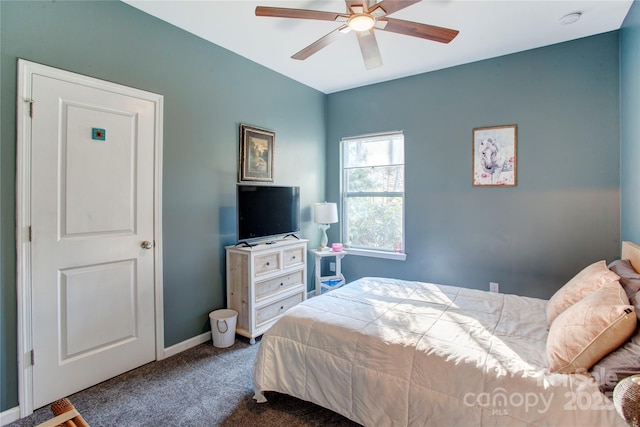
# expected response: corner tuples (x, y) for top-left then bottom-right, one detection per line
(546, 260), (620, 327)
(547, 282), (636, 373)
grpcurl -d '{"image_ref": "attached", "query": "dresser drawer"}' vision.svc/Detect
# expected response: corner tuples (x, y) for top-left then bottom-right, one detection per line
(254, 252), (280, 276)
(283, 246), (304, 268)
(255, 270), (304, 302)
(256, 291), (304, 327)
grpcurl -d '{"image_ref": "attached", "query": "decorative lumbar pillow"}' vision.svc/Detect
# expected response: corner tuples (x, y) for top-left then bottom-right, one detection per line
(546, 260), (620, 327)
(547, 282), (636, 374)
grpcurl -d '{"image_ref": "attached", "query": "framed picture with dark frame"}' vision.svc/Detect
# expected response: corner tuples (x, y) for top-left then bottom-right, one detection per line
(472, 124), (517, 187)
(239, 124), (275, 182)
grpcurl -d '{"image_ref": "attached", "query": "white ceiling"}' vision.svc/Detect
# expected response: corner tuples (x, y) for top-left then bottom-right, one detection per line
(124, 0), (633, 94)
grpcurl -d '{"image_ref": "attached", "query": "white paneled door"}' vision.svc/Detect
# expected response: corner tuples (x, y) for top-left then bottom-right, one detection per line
(18, 60), (163, 410)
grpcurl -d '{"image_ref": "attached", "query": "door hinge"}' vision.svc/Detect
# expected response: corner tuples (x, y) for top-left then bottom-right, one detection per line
(30, 349), (34, 366)
(24, 98), (34, 118)
(29, 226), (32, 242)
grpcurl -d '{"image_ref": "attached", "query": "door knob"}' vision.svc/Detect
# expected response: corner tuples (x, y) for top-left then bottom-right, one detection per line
(141, 240), (153, 249)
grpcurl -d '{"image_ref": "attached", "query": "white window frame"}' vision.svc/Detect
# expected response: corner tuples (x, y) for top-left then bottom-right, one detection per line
(340, 131), (406, 261)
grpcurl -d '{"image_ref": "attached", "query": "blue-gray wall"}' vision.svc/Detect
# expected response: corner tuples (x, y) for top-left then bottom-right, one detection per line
(0, 0), (326, 411)
(327, 32), (621, 299)
(621, 0), (640, 243)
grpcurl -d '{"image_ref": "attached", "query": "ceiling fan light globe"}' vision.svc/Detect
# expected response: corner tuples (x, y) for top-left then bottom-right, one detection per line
(348, 14), (375, 31)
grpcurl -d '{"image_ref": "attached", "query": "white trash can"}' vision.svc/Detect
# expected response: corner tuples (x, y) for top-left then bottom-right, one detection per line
(209, 309), (238, 348)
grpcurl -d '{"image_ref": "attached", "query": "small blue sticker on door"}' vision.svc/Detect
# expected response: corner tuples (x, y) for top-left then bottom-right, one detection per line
(92, 128), (106, 141)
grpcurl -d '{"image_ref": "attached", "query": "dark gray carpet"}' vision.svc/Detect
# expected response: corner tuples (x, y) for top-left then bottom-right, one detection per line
(8, 339), (360, 426)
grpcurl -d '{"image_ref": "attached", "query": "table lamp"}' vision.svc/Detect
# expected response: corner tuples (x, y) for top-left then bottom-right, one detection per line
(314, 202), (338, 250)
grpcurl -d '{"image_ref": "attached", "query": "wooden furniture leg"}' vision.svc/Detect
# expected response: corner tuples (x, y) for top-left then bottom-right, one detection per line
(35, 398), (90, 427)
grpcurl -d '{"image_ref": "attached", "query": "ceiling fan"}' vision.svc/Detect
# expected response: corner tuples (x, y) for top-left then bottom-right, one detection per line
(255, 0), (459, 70)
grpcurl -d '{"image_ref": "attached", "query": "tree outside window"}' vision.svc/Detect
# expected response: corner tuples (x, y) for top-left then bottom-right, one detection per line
(341, 132), (404, 253)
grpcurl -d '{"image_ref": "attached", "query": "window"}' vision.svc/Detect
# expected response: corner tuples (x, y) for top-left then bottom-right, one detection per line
(341, 131), (405, 260)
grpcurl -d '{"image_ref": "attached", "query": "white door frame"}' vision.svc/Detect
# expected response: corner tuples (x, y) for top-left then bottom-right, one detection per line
(15, 59), (165, 416)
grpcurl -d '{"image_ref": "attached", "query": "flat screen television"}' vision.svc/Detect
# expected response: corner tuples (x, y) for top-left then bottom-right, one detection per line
(237, 185), (301, 244)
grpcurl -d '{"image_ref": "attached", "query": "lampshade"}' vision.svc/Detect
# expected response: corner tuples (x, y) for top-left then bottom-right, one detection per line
(314, 202), (338, 225)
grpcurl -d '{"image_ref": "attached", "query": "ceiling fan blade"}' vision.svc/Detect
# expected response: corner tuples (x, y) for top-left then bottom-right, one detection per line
(256, 6), (345, 22)
(291, 26), (348, 61)
(380, 17), (459, 43)
(356, 30), (383, 69)
(370, 0), (421, 16)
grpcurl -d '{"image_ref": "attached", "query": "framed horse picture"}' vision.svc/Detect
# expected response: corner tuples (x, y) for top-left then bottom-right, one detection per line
(472, 124), (517, 186)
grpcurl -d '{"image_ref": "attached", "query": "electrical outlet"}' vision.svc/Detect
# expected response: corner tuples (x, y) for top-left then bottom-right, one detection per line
(329, 262), (336, 272)
(490, 282), (499, 293)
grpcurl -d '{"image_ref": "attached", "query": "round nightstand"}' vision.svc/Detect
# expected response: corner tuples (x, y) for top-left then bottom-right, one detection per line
(614, 375), (640, 426)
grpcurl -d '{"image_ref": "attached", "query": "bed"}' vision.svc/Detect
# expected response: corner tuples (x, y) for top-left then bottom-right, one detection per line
(253, 242), (640, 426)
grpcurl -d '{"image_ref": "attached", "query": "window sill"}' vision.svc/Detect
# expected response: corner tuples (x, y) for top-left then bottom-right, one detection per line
(345, 248), (407, 261)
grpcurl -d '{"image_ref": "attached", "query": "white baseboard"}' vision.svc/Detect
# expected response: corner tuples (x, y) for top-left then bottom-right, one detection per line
(1, 406), (21, 426)
(2, 332), (213, 426)
(163, 331), (212, 358)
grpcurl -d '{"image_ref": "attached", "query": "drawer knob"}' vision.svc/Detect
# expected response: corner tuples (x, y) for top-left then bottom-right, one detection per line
(280, 306), (284, 310)
(266, 262), (270, 266)
(292, 255), (296, 259)
(280, 282), (284, 286)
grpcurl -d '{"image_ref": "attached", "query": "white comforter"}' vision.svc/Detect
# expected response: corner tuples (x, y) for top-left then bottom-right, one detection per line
(253, 277), (626, 426)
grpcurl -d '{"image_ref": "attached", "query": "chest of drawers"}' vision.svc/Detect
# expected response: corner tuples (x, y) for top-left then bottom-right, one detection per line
(226, 239), (308, 344)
